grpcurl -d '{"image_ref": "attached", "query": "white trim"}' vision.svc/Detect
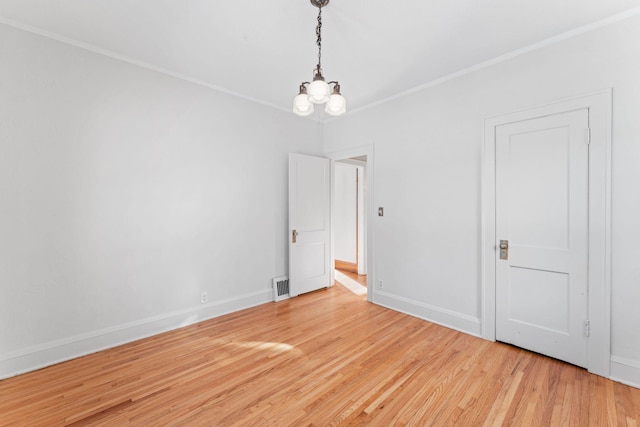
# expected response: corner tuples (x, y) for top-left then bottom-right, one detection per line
(481, 90), (612, 377)
(374, 291), (482, 337)
(326, 145), (375, 302)
(334, 269), (367, 296)
(610, 356), (640, 389)
(611, 355), (640, 370)
(335, 158), (366, 167)
(356, 165), (366, 275)
(336, 7), (640, 119)
(0, 289), (271, 380)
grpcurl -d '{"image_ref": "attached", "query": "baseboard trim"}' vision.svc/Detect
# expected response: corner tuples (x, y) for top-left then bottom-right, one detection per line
(373, 291), (482, 337)
(0, 289), (272, 380)
(610, 355), (640, 389)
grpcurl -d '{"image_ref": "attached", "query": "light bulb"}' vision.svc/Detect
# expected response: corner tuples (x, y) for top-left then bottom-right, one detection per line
(325, 93), (346, 116)
(293, 93), (314, 116)
(308, 79), (330, 104)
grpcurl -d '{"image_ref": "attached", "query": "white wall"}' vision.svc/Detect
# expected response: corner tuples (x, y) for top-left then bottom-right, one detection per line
(334, 162), (357, 263)
(2, 12), (639, 388)
(0, 23), (323, 378)
(325, 14), (640, 387)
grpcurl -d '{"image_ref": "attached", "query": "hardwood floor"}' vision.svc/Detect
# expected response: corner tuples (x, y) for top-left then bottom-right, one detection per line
(1, 284), (639, 425)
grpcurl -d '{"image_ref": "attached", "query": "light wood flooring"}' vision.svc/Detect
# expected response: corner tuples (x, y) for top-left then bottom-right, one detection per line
(1, 284), (639, 425)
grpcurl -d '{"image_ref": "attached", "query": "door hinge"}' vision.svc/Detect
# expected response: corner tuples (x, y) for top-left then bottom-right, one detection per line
(584, 320), (591, 337)
(586, 127), (591, 145)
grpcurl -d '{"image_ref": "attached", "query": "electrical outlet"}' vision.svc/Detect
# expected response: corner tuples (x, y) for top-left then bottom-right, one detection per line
(376, 280), (383, 289)
(200, 292), (208, 304)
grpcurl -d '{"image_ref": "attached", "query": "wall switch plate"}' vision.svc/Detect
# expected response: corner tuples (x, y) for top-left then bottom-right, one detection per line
(378, 207), (384, 216)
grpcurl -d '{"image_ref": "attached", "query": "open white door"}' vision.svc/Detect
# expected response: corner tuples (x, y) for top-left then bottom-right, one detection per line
(289, 153), (331, 296)
(495, 109), (589, 367)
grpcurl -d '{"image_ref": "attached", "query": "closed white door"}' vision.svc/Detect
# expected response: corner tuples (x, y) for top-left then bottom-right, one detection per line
(495, 109), (589, 367)
(288, 153), (331, 297)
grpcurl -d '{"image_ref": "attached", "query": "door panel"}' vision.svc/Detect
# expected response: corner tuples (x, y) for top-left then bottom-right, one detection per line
(508, 268), (569, 333)
(496, 109), (589, 367)
(288, 153), (331, 297)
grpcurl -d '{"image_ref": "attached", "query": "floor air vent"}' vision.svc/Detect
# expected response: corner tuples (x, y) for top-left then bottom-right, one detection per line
(272, 276), (290, 302)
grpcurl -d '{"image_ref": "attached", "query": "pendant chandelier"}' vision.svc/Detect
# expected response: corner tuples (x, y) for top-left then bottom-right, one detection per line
(293, 0), (346, 117)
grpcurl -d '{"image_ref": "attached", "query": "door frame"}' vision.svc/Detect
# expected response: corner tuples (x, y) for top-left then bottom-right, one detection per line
(481, 90), (612, 377)
(326, 145), (375, 302)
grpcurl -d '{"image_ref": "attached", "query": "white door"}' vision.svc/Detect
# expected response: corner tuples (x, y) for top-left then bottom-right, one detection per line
(495, 109), (589, 367)
(288, 153), (331, 297)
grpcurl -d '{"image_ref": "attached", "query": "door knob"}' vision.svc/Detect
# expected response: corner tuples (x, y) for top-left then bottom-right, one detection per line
(499, 240), (508, 260)
(292, 229), (298, 243)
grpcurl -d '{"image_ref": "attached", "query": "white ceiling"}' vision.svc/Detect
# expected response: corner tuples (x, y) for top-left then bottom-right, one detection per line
(1, 0), (639, 117)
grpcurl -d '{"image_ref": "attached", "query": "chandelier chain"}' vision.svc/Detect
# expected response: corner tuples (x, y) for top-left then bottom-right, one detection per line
(316, 7), (322, 71)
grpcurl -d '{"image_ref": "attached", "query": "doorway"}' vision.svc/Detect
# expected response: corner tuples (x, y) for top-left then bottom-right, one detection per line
(327, 147), (374, 302)
(334, 158), (365, 269)
(334, 157), (367, 295)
